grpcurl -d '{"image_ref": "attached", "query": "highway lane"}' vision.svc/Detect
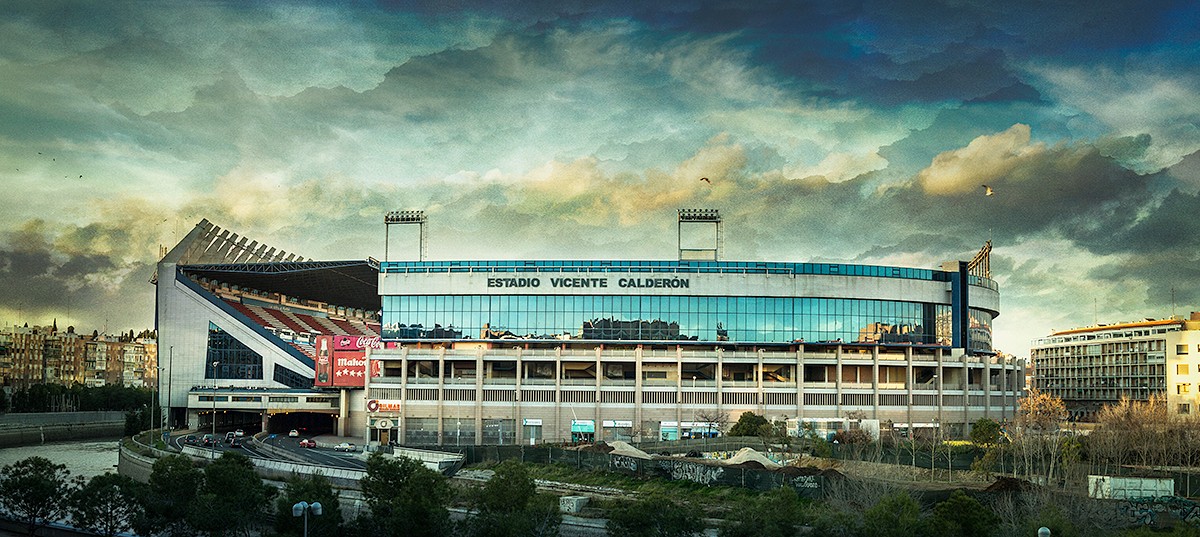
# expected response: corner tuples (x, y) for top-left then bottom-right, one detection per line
(164, 429), (367, 472)
(258, 433), (367, 470)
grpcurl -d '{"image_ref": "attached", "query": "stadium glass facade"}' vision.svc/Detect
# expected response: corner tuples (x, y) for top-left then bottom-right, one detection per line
(378, 260), (992, 350)
(383, 294), (952, 345)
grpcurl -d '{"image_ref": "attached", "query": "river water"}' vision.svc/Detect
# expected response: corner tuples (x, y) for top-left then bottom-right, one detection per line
(0, 439), (121, 479)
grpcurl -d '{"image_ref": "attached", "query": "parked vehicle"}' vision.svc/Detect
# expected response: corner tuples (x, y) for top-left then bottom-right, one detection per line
(298, 438), (316, 448)
(333, 442), (356, 452)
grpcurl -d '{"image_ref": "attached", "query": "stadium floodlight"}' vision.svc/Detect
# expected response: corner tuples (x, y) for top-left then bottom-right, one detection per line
(678, 208), (721, 222)
(384, 210), (428, 262)
(385, 210), (427, 224)
(678, 208), (722, 261)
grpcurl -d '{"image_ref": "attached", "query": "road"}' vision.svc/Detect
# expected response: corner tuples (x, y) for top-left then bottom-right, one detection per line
(169, 430), (366, 470)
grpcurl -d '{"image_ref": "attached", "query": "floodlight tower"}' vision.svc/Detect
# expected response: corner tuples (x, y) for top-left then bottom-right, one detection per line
(384, 210), (427, 262)
(678, 209), (722, 261)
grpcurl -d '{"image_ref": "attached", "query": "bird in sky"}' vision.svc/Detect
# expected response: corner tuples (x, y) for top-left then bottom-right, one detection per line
(700, 177), (711, 184)
(982, 184), (995, 196)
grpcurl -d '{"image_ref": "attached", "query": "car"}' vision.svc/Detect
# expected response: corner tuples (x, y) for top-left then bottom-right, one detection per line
(230, 436), (246, 448)
(183, 434), (198, 445)
(333, 442), (356, 452)
(225, 431), (236, 443)
(201, 434), (217, 446)
(234, 429), (245, 437)
(288, 429), (299, 437)
(298, 438), (316, 448)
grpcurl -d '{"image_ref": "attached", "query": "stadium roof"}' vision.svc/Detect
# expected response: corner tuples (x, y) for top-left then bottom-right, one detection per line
(180, 260), (380, 311)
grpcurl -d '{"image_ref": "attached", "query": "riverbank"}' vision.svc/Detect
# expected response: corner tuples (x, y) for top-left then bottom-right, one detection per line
(0, 439), (120, 478)
(0, 412), (125, 448)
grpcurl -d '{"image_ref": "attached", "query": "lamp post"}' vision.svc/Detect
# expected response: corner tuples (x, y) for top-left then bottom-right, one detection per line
(292, 501), (323, 537)
(211, 360), (219, 459)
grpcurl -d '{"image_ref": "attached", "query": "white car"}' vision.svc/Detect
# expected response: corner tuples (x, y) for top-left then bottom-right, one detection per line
(333, 442), (356, 452)
(288, 429), (299, 437)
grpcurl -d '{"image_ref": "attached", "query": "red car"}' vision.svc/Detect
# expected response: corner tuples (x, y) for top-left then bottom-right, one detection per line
(298, 438), (316, 448)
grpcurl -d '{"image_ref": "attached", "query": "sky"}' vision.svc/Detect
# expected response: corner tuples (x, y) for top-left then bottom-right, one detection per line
(1, 0), (1199, 356)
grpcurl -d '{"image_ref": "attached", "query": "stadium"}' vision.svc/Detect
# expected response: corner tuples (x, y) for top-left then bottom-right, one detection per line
(156, 214), (1022, 447)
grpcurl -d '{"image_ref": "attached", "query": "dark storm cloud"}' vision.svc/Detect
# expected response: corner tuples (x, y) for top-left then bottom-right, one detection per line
(0, 221), (128, 328)
(1102, 189), (1200, 254)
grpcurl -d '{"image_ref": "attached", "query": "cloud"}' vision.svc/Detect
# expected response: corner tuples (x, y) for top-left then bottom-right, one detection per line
(1030, 63), (1200, 171)
(917, 124), (1045, 195)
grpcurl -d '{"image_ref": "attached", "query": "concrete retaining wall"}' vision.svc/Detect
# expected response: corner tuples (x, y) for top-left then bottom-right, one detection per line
(0, 421), (125, 447)
(118, 444), (159, 483)
(121, 441), (367, 490)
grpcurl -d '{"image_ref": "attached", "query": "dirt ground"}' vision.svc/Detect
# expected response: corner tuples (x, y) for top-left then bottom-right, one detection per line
(792, 455), (992, 491)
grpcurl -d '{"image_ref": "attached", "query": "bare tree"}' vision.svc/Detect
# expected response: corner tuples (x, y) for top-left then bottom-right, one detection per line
(693, 409), (730, 438)
(1012, 388), (1067, 485)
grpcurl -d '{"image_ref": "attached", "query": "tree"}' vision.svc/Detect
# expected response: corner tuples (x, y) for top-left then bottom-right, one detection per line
(125, 406), (151, 436)
(274, 473), (343, 537)
(1012, 388), (1067, 484)
(969, 418), (1001, 447)
(0, 456), (74, 534)
(927, 490), (997, 537)
(462, 460), (561, 537)
(136, 454), (203, 537)
(719, 486), (807, 537)
(862, 491), (924, 537)
(729, 411), (769, 437)
(359, 452), (453, 537)
(189, 452), (275, 537)
(969, 418), (1003, 479)
(695, 409), (730, 438)
(69, 473), (146, 537)
(606, 493), (704, 537)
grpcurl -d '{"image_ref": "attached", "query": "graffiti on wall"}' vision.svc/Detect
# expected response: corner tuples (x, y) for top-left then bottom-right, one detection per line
(666, 460), (724, 485)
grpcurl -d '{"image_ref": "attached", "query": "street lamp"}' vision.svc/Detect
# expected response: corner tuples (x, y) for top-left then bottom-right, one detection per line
(211, 360), (219, 459)
(292, 501), (323, 537)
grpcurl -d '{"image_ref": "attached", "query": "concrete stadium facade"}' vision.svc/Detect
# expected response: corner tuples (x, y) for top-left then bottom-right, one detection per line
(155, 220), (1022, 445)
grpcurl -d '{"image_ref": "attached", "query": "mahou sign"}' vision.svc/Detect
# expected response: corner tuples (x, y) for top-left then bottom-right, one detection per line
(314, 335), (391, 387)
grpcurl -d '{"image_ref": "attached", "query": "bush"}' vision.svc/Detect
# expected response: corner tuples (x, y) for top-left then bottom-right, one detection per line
(606, 493), (704, 537)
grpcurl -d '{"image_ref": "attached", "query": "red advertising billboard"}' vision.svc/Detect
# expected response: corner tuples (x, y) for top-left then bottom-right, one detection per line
(313, 335), (394, 387)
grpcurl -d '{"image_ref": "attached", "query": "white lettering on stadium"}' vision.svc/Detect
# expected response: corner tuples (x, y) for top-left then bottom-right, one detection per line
(618, 278), (689, 289)
(549, 277), (609, 288)
(486, 278), (542, 288)
(484, 277), (690, 290)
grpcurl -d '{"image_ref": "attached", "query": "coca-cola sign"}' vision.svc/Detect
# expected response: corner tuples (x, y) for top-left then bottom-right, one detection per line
(332, 335), (398, 351)
(314, 335), (386, 387)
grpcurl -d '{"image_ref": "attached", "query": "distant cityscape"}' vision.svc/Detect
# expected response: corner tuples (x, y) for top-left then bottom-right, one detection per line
(0, 321), (158, 397)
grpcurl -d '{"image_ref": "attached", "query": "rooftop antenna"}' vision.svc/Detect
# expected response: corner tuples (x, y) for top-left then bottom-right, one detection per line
(384, 210), (427, 262)
(678, 208), (721, 261)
